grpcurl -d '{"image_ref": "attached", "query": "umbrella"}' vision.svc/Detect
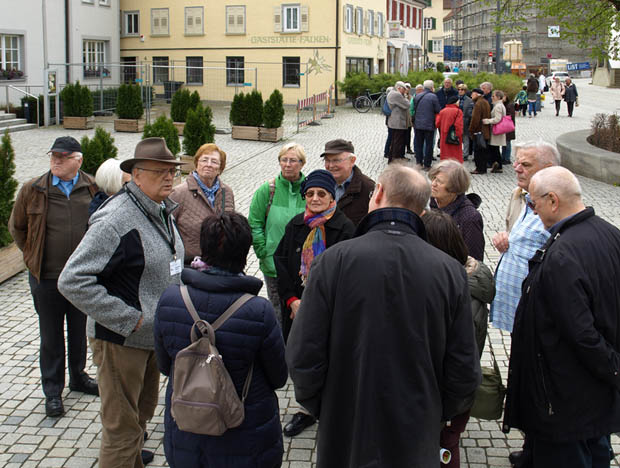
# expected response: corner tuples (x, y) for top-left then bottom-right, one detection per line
(399, 44), (410, 74)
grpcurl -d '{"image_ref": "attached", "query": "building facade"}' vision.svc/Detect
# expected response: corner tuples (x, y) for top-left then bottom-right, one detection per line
(385, 0), (427, 73)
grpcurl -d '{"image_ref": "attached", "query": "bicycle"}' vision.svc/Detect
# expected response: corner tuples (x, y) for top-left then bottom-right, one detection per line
(354, 88), (387, 113)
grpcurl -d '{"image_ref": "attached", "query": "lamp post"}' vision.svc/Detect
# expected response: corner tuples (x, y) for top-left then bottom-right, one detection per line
(495, 0), (501, 74)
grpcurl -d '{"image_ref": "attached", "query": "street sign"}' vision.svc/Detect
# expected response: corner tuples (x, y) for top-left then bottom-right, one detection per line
(547, 53), (552, 58)
(488, 51), (493, 56)
(243, 82), (253, 86)
(540, 57), (550, 64)
(548, 26), (560, 38)
(567, 62), (591, 71)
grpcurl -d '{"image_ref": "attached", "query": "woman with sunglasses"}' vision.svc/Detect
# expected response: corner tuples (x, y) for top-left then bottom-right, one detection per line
(274, 169), (355, 438)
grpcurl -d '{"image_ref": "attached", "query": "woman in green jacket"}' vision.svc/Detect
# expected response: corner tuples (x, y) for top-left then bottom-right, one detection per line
(248, 143), (306, 326)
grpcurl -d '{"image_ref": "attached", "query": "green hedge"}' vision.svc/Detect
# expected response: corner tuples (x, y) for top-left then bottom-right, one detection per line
(263, 89), (285, 128)
(80, 127), (119, 176)
(0, 130), (18, 248)
(60, 81), (94, 117)
(183, 103), (216, 156)
(116, 84), (144, 119)
(143, 115), (180, 156)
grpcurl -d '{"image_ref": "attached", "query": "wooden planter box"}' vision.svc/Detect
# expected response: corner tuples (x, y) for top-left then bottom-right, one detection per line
(179, 155), (194, 174)
(63, 116), (94, 130)
(0, 243), (26, 284)
(259, 126), (284, 142)
(232, 125), (260, 141)
(174, 122), (185, 136)
(114, 119), (145, 133)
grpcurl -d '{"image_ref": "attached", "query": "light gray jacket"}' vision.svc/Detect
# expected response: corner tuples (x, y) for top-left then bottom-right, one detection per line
(58, 181), (185, 350)
(387, 89), (411, 130)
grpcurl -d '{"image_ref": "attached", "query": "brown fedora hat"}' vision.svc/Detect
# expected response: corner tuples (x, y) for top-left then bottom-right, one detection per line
(120, 137), (183, 173)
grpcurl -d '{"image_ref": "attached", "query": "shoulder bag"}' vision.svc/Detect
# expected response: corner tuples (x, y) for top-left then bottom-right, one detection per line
(492, 115), (515, 135)
(445, 111), (460, 145)
(470, 334), (506, 420)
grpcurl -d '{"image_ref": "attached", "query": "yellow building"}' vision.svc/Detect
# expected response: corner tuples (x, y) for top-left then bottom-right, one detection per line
(119, 1), (388, 104)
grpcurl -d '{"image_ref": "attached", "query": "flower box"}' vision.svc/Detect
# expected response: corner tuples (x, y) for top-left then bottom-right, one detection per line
(114, 119), (145, 133)
(63, 116), (95, 130)
(259, 126), (284, 142)
(0, 243), (26, 285)
(231, 125), (260, 141)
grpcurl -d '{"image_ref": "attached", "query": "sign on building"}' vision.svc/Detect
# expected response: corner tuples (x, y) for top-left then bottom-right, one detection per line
(388, 21), (404, 38)
(548, 26), (560, 38)
(567, 62), (591, 71)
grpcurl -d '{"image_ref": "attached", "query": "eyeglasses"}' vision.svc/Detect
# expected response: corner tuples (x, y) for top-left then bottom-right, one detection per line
(135, 166), (177, 177)
(369, 183), (380, 199)
(305, 189), (329, 199)
(280, 158), (301, 164)
(527, 192), (550, 210)
(197, 157), (220, 166)
(458, 88), (466, 91)
(324, 156), (350, 166)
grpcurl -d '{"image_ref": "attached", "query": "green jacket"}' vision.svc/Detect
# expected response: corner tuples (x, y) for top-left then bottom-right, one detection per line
(248, 172), (306, 277)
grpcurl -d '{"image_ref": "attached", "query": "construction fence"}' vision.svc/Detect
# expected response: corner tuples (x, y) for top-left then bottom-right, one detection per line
(297, 85), (334, 133)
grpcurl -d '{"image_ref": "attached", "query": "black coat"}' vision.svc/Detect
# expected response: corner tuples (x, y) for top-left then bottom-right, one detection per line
(503, 208), (620, 443)
(286, 208), (481, 468)
(337, 165), (375, 226)
(154, 269), (288, 468)
(436, 86), (459, 109)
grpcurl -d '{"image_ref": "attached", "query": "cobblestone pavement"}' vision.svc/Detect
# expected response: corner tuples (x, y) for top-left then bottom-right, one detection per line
(2, 78), (620, 467)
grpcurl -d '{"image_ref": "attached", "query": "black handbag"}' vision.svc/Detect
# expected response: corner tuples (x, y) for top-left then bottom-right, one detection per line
(470, 335), (506, 420)
(474, 132), (487, 150)
(445, 112), (460, 146)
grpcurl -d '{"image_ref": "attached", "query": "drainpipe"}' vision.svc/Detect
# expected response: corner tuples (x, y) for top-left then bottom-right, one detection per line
(65, 0), (70, 82)
(42, 0), (49, 69)
(334, 0), (340, 105)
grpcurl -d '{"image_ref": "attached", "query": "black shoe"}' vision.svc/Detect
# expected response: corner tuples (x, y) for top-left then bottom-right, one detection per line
(69, 376), (99, 396)
(141, 450), (154, 465)
(508, 450), (532, 468)
(406, 149), (414, 154)
(283, 412), (316, 437)
(45, 396), (64, 417)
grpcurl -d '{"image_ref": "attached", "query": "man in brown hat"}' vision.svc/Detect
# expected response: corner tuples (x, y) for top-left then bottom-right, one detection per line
(9, 136), (99, 418)
(321, 139), (374, 225)
(58, 138), (185, 467)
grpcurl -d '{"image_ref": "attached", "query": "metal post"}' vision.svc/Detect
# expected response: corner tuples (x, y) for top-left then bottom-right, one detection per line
(5, 87), (8, 113)
(255, 67), (258, 91)
(495, 0), (501, 74)
(99, 65), (104, 112)
(297, 99), (300, 134)
(305, 63), (308, 100)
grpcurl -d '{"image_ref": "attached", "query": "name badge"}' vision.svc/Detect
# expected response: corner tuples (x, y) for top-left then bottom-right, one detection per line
(169, 258), (183, 276)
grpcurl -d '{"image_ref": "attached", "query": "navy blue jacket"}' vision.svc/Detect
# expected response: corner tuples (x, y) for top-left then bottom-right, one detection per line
(154, 268), (287, 468)
(413, 90), (441, 131)
(436, 86), (458, 109)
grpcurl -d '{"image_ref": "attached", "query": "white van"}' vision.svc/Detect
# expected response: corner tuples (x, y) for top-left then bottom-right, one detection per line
(459, 60), (479, 74)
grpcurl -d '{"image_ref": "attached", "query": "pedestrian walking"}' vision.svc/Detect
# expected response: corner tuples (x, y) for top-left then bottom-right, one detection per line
(550, 76), (565, 116)
(482, 90), (507, 173)
(564, 78), (579, 117)
(435, 96), (463, 162)
(515, 86), (528, 117)
(526, 74), (539, 117)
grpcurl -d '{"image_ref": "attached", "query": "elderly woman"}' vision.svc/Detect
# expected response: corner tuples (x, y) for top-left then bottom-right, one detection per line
(170, 143), (235, 264)
(429, 160), (485, 261)
(482, 90), (507, 174)
(274, 169), (355, 438)
(248, 143), (306, 324)
(550, 76), (565, 117)
(435, 95), (464, 162)
(154, 212), (288, 468)
(89, 158), (131, 216)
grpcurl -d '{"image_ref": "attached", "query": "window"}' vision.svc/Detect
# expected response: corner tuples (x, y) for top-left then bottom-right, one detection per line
(344, 5), (353, 33)
(186, 56), (203, 85)
(1, 34), (23, 72)
(428, 39), (442, 53)
(424, 17), (436, 30)
(151, 8), (169, 36)
(99, 0), (110, 6)
(226, 6), (246, 35)
(121, 57), (137, 84)
(282, 56), (300, 87)
(377, 12), (384, 37)
(346, 57), (372, 76)
(282, 4), (300, 32)
(185, 7), (204, 35)
(152, 56), (169, 84)
(123, 11), (140, 36)
(355, 7), (363, 34)
(367, 10), (374, 35)
(82, 40), (107, 78)
(226, 56), (244, 86)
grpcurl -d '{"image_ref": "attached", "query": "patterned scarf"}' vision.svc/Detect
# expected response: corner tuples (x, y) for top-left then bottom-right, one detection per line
(300, 201), (337, 285)
(192, 171), (220, 208)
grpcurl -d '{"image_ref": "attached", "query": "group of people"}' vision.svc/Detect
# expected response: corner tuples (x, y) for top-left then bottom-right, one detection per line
(518, 72), (579, 119)
(8, 122), (620, 468)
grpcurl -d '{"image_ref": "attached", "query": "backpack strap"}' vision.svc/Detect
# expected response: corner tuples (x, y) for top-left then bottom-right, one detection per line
(264, 178), (276, 220)
(212, 294), (253, 330)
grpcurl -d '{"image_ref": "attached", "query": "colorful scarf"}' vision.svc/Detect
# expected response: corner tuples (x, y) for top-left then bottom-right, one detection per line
(299, 201), (337, 285)
(192, 171), (220, 208)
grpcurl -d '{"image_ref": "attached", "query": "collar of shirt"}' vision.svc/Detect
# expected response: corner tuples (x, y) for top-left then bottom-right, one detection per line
(335, 171), (354, 202)
(52, 173), (80, 198)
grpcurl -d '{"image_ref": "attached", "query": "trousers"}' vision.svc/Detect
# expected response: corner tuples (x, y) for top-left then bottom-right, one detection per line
(414, 128), (434, 167)
(531, 435), (611, 468)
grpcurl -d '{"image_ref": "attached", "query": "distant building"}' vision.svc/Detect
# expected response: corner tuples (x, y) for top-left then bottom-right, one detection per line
(384, 0), (428, 73)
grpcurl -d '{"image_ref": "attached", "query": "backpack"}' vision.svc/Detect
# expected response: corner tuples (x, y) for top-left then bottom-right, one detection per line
(382, 97), (392, 116)
(171, 285), (254, 435)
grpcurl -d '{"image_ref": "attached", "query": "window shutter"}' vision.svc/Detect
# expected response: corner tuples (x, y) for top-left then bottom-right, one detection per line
(374, 13), (379, 35)
(364, 10), (368, 35)
(418, 9), (422, 29)
(432, 17), (436, 30)
(274, 6), (282, 32)
(301, 6), (309, 32)
(343, 5), (348, 32)
(428, 40), (433, 52)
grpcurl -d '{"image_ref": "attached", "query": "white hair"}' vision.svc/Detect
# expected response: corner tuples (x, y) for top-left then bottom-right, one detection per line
(95, 158), (124, 196)
(423, 79), (434, 90)
(514, 140), (561, 166)
(530, 166), (582, 200)
(395, 81), (406, 89)
(415, 84), (424, 90)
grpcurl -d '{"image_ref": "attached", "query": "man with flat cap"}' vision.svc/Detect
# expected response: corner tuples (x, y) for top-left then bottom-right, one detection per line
(9, 136), (99, 418)
(59, 137), (185, 467)
(321, 139), (374, 225)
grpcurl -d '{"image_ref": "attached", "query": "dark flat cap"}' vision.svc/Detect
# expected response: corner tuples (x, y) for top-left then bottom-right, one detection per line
(120, 137), (183, 173)
(320, 139), (354, 158)
(447, 95), (459, 105)
(49, 136), (81, 154)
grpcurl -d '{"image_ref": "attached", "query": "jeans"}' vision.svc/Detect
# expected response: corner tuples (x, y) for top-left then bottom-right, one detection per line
(567, 101), (575, 117)
(531, 435), (611, 468)
(414, 128), (434, 167)
(528, 101), (537, 116)
(384, 127), (393, 157)
(502, 140), (512, 163)
(462, 134), (471, 160)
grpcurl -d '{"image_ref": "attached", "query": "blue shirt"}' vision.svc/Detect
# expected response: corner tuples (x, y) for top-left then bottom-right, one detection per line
(490, 195), (550, 333)
(334, 171), (354, 202)
(52, 173), (80, 198)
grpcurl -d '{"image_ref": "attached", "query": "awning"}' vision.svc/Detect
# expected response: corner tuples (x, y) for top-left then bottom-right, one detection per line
(387, 40), (398, 48)
(408, 44), (423, 50)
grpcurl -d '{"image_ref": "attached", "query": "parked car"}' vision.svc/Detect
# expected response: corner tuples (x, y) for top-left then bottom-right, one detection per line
(546, 71), (570, 88)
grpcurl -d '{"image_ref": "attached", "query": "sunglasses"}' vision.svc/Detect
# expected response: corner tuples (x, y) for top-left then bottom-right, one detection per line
(527, 192), (550, 210)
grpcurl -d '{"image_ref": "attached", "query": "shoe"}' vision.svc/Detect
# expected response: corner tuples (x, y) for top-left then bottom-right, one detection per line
(508, 450), (532, 467)
(45, 396), (64, 417)
(69, 376), (99, 396)
(470, 170), (486, 175)
(283, 412), (316, 437)
(141, 450), (154, 465)
(406, 149), (414, 154)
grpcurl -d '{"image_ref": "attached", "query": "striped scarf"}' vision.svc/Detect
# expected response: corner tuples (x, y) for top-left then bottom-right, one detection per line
(299, 201), (337, 285)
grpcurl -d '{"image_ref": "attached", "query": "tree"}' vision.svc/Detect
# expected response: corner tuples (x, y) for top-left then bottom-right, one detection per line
(0, 130), (18, 248)
(116, 84), (144, 120)
(60, 81), (94, 117)
(489, 0), (620, 60)
(229, 93), (246, 126)
(143, 115), (180, 155)
(263, 89), (285, 128)
(246, 90), (264, 127)
(80, 127), (119, 176)
(183, 103), (216, 156)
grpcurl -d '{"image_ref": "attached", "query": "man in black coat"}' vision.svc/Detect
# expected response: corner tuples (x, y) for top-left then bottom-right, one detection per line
(436, 77), (458, 110)
(504, 166), (620, 468)
(286, 164), (481, 468)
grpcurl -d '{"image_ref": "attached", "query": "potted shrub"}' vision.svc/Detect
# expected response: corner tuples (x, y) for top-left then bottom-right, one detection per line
(0, 130), (25, 284)
(171, 89), (201, 136)
(180, 103), (216, 173)
(80, 127), (119, 176)
(230, 90), (263, 141)
(60, 81), (95, 129)
(260, 89), (285, 142)
(142, 115), (180, 156)
(114, 84), (145, 132)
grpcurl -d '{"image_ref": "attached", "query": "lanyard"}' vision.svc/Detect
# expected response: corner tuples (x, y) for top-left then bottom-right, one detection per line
(126, 188), (177, 259)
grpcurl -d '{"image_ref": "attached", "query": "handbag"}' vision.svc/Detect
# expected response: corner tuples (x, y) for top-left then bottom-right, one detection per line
(492, 115), (515, 135)
(470, 335), (506, 420)
(474, 131), (487, 150)
(445, 111), (460, 145)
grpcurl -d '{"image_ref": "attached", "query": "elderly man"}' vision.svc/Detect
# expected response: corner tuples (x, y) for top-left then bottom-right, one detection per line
(321, 139), (374, 225)
(458, 84), (474, 161)
(503, 166), (620, 468)
(287, 164), (481, 468)
(413, 79), (441, 170)
(58, 138), (184, 467)
(436, 77), (458, 109)
(9, 136), (99, 418)
(480, 81), (493, 106)
(386, 81), (412, 162)
(469, 88), (491, 175)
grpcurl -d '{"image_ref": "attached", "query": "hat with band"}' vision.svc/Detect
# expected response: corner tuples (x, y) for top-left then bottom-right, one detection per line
(120, 137), (183, 173)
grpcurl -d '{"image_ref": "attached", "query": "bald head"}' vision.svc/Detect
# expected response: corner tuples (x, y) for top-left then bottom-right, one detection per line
(529, 167), (585, 228)
(370, 163), (431, 215)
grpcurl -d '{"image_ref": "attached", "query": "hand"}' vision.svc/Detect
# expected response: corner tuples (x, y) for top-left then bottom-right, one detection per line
(133, 315), (144, 332)
(289, 299), (301, 320)
(492, 231), (510, 253)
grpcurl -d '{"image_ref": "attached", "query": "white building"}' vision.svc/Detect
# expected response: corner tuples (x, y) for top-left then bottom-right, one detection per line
(385, 0), (428, 73)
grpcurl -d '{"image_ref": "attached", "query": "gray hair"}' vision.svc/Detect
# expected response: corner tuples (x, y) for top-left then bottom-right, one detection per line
(95, 158), (124, 196)
(530, 166), (582, 200)
(513, 140), (561, 166)
(415, 84), (424, 90)
(480, 81), (493, 91)
(378, 163), (430, 215)
(428, 160), (471, 194)
(395, 81), (407, 89)
(386, 86), (394, 93)
(423, 79), (434, 90)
